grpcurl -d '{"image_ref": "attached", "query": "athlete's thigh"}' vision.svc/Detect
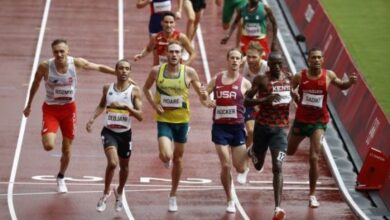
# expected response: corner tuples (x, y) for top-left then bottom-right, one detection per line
(231, 144), (247, 169)
(309, 128), (325, 154)
(183, 0), (195, 19)
(215, 144), (231, 166)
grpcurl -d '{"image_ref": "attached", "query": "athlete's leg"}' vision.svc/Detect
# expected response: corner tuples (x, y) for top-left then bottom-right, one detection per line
(170, 142), (185, 197)
(103, 146), (118, 195)
(158, 136), (173, 163)
(309, 129), (324, 196)
(117, 156), (130, 194)
(42, 133), (57, 151)
(59, 137), (73, 176)
(270, 148), (285, 207)
(215, 144), (233, 202)
(183, 0), (196, 41)
(231, 144), (248, 173)
(286, 130), (305, 155)
(245, 119), (254, 147)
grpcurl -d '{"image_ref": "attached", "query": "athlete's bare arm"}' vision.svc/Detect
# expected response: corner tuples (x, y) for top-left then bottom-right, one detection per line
(290, 72), (301, 103)
(136, 0), (150, 8)
(143, 66), (164, 114)
(74, 57), (115, 75)
(221, 10), (241, 44)
(86, 85), (109, 132)
(129, 86), (143, 121)
(186, 66), (207, 101)
(265, 5), (277, 51)
(23, 62), (49, 117)
(327, 70), (357, 90)
(180, 33), (197, 65)
(134, 36), (156, 61)
(200, 75), (217, 108)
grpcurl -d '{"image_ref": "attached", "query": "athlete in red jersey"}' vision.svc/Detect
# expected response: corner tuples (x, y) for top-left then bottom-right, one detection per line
(203, 48), (251, 213)
(287, 48), (357, 208)
(245, 51), (291, 220)
(133, 12), (196, 65)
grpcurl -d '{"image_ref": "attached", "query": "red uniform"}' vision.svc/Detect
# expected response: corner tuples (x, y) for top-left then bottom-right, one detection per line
(295, 69), (329, 124)
(256, 71), (291, 127)
(213, 73), (245, 125)
(154, 30), (180, 64)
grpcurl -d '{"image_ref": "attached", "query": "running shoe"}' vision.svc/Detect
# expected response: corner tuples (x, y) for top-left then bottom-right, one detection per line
(237, 167), (250, 184)
(168, 196), (178, 212)
(248, 147), (264, 172)
(113, 187), (123, 212)
(272, 207), (286, 220)
(164, 160), (172, 169)
(56, 177), (68, 193)
(309, 195), (320, 208)
(226, 200), (236, 213)
(96, 193), (111, 212)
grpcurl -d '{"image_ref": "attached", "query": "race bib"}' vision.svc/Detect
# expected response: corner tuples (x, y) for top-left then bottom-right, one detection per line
(153, 1), (171, 13)
(53, 86), (74, 99)
(105, 108), (130, 129)
(301, 93), (324, 108)
(215, 105), (237, 119)
(272, 91), (292, 106)
(245, 23), (261, 36)
(158, 55), (168, 64)
(160, 94), (183, 108)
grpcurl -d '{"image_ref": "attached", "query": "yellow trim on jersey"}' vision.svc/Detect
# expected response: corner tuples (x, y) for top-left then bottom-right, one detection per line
(155, 63), (190, 123)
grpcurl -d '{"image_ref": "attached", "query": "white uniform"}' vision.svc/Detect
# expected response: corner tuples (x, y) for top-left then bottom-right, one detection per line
(242, 59), (268, 82)
(45, 56), (77, 105)
(104, 83), (134, 133)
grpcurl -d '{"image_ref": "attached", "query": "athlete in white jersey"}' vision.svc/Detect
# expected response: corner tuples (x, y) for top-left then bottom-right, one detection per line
(242, 42), (268, 150)
(86, 59), (143, 213)
(23, 39), (117, 193)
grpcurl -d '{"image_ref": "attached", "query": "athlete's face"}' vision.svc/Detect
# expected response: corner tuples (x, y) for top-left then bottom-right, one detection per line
(268, 57), (282, 77)
(52, 43), (69, 63)
(167, 44), (182, 65)
(116, 61), (131, 82)
(162, 15), (175, 33)
(308, 50), (324, 70)
(228, 50), (242, 71)
(246, 49), (262, 66)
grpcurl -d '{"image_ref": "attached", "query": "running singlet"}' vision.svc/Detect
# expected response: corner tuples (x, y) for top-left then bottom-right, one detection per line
(295, 69), (329, 124)
(240, 2), (267, 39)
(150, 0), (171, 14)
(155, 63), (190, 123)
(213, 73), (245, 124)
(242, 59), (268, 82)
(104, 83), (134, 133)
(155, 30), (180, 64)
(256, 71), (291, 127)
(45, 56), (77, 105)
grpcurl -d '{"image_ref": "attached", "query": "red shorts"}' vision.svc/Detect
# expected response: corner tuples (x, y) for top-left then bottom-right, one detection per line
(239, 36), (270, 58)
(42, 102), (76, 139)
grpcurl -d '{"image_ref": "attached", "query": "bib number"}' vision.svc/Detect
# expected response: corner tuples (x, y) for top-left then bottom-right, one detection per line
(160, 94), (183, 108)
(215, 106), (237, 119)
(153, 1), (171, 13)
(245, 23), (261, 36)
(54, 86), (74, 99)
(272, 91), (292, 106)
(301, 93), (324, 108)
(106, 109), (130, 129)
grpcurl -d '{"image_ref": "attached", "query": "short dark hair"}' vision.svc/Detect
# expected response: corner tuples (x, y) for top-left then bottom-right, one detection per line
(115, 59), (131, 71)
(51, 39), (68, 48)
(162, 11), (176, 20)
(308, 47), (322, 57)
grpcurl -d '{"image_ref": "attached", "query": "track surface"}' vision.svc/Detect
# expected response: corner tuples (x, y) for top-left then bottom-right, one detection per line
(0, 0), (356, 219)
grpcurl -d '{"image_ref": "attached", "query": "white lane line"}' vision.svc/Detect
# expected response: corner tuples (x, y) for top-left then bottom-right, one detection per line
(8, 0), (52, 219)
(0, 186), (339, 197)
(196, 26), (248, 219)
(118, 1), (134, 219)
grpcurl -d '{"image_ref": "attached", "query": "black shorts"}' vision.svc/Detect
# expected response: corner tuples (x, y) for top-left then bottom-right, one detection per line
(189, 0), (206, 12)
(101, 127), (132, 159)
(253, 123), (288, 153)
